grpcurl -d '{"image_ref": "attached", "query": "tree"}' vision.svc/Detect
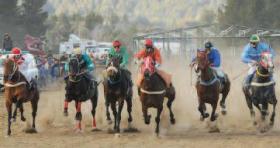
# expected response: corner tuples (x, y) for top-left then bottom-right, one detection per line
(20, 0), (48, 36)
(219, 0), (280, 28)
(0, 0), (18, 21)
(85, 12), (103, 30)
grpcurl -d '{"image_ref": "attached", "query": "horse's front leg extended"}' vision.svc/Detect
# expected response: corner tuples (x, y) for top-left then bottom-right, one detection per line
(6, 101), (12, 136)
(105, 96), (112, 124)
(75, 101), (82, 131)
(110, 101), (117, 131)
(198, 102), (208, 121)
(270, 99), (277, 126)
(142, 103), (151, 124)
(19, 101), (26, 121)
(116, 100), (124, 133)
(155, 106), (163, 136)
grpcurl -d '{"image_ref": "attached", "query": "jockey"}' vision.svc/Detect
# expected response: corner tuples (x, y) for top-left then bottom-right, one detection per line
(191, 41), (225, 83)
(73, 47), (96, 85)
(135, 38), (172, 88)
(106, 40), (132, 86)
(10, 47), (25, 65)
(241, 34), (275, 87)
(10, 47), (33, 89)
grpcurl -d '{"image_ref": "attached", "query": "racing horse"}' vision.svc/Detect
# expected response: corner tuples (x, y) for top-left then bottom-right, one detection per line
(64, 57), (99, 132)
(242, 51), (277, 132)
(103, 56), (133, 133)
(195, 50), (230, 133)
(3, 58), (39, 136)
(139, 56), (176, 136)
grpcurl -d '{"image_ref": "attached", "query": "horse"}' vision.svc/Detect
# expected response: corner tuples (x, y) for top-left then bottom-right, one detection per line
(139, 56), (176, 136)
(3, 58), (40, 136)
(195, 50), (230, 133)
(64, 57), (99, 132)
(103, 56), (133, 133)
(242, 51), (277, 132)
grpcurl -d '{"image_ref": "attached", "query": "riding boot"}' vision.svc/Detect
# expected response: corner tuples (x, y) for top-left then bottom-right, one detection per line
(138, 87), (141, 96)
(244, 74), (254, 89)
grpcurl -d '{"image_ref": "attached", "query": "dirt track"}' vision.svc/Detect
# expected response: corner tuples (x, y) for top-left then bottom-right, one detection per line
(1, 53), (280, 148)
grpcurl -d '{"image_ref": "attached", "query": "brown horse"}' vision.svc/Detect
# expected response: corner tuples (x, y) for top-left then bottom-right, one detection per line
(3, 58), (40, 136)
(195, 50), (230, 132)
(139, 56), (176, 136)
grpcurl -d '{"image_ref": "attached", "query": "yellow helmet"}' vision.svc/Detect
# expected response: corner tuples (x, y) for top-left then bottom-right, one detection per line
(73, 47), (82, 55)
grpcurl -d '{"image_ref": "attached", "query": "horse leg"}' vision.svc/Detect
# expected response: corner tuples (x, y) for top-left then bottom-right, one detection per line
(75, 101), (82, 131)
(90, 95), (98, 130)
(210, 102), (218, 122)
(19, 101), (26, 122)
(105, 96), (112, 124)
(270, 99), (277, 126)
(261, 102), (268, 121)
(110, 101), (117, 131)
(6, 101), (12, 136)
(198, 102), (208, 121)
(155, 106), (163, 136)
(244, 92), (257, 126)
(220, 86), (229, 115)
(142, 103), (151, 125)
(116, 100), (124, 133)
(167, 96), (175, 124)
(126, 96), (133, 124)
(63, 100), (69, 117)
(12, 101), (19, 122)
(30, 98), (38, 133)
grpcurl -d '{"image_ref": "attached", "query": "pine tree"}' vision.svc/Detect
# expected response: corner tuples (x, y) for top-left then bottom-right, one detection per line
(20, 0), (48, 36)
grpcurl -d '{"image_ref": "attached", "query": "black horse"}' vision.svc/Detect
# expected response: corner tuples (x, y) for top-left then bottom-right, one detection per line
(64, 57), (99, 131)
(103, 56), (133, 133)
(242, 51), (277, 132)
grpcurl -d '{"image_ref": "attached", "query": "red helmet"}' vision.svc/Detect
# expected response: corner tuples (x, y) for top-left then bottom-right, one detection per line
(11, 47), (22, 55)
(113, 40), (121, 47)
(145, 39), (153, 47)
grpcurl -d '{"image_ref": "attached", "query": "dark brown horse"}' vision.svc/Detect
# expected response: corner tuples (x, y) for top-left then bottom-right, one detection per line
(64, 57), (99, 132)
(195, 50), (230, 132)
(139, 56), (176, 136)
(103, 56), (133, 133)
(3, 58), (40, 136)
(242, 51), (277, 132)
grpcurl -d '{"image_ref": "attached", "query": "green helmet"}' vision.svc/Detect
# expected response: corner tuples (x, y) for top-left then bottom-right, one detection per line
(250, 34), (260, 43)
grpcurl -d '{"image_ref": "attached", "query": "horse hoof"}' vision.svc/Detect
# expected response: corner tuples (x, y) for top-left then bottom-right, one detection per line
(253, 121), (257, 126)
(144, 120), (150, 125)
(123, 127), (140, 133)
(91, 128), (101, 132)
(25, 128), (37, 134)
(204, 113), (209, 118)
(63, 111), (68, 117)
(128, 117), (133, 123)
(221, 110), (227, 115)
(209, 127), (220, 133)
(21, 117), (26, 122)
(170, 118), (176, 124)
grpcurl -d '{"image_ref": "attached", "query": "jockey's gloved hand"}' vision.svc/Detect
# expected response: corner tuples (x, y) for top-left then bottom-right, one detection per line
(155, 63), (161, 68)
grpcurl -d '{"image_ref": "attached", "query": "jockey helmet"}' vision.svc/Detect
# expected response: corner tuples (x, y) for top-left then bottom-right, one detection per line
(11, 47), (22, 55)
(204, 41), (213, 49)
(250, 34), (260, 43)
(144, 39), (153, 47)
(73, 47), (82, 55)
(113, 40), (121, 47)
